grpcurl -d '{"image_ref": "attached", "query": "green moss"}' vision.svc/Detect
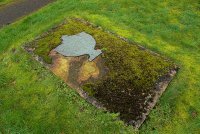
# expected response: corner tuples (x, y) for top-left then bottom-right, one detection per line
(31, 19), (174, 89)
(0, 0), (14, 7)
(82, 83), (96, 96)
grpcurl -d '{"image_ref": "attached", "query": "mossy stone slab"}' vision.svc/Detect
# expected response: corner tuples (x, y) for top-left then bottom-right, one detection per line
(25, 18), (178, 128)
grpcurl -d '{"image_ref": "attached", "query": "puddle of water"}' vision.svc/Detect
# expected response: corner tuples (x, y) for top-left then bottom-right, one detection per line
(54, 32), (102, 61)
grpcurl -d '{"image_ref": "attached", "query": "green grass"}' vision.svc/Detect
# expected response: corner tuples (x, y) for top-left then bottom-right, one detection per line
(0, 0), (199, 133)
(0, 0), (15, 7)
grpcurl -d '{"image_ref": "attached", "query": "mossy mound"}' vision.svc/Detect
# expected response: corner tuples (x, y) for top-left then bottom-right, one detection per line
(27, 18), (177, 127)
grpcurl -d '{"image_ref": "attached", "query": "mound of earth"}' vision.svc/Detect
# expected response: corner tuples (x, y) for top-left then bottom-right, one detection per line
(25, 18), (178, 128)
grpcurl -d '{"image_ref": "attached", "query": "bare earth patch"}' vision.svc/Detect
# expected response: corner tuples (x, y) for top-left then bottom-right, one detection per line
(24, 18), (178, 128)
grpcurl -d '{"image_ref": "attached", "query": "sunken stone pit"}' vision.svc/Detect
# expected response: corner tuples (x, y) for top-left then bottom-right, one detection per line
(24, 18), (178, 128)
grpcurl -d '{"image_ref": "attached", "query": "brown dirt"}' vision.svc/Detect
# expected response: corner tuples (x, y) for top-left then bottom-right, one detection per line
(0, 0), (54, 28)
(78, 60), (100, 83)
(49, 50), (107, 89)
(49, 50), (71, 82)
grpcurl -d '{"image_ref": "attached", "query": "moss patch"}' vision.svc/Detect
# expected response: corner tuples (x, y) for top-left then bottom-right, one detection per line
(26, 18), (177, 127)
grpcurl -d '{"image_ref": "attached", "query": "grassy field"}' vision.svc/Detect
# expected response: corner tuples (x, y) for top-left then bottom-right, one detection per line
(0, 0), (199, 133)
